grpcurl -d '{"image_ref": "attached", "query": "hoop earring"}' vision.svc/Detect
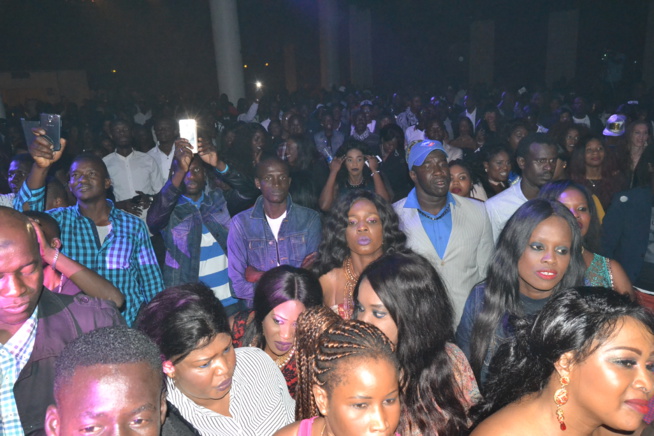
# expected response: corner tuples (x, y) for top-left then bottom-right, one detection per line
(554, 375), (570, 431)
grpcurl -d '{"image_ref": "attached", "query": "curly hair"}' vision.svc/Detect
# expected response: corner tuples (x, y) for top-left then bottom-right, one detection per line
(472, 286), (654, 425)
(294, 306), (398, 420)
(242, 265), (323, 350)
(468, 199), (586, 383)
(312, 190), (407, 276)
(355, 252), (472, 435)
(538, 180), (602, 253)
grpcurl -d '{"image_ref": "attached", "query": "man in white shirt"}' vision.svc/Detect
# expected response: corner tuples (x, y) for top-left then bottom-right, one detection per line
(461, 94), (478, 131)
(147, 117), (178, 187)
(103, 120), (164, 217)
(485, 133), (558, 241)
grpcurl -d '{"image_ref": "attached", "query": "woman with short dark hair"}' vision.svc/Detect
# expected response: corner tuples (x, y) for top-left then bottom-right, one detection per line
(136, 283), (295, 436)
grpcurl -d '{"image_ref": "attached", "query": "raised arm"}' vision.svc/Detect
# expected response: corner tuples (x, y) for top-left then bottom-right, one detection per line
(318, 157), (343, 212)
(31, 219), (125, 308)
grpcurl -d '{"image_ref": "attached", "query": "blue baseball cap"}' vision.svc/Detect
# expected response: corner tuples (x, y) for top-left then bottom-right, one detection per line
(407, 139), (448, 169)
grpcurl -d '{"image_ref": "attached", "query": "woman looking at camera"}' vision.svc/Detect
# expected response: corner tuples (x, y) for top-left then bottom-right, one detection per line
(313, 190), (407, 319)
(455, 199), (586, 385)
(318, 140), (391, 212)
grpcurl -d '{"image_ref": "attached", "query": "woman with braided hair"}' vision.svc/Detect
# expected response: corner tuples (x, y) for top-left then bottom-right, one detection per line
(273, 306), (402, 436)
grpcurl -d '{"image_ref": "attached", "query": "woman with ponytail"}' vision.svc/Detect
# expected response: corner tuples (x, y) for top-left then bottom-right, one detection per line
(472, 287), (654, 435)
(274, 306), (401, 436)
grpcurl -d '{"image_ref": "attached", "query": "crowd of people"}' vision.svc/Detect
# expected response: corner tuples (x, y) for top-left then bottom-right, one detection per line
(2, 82), (654, 435)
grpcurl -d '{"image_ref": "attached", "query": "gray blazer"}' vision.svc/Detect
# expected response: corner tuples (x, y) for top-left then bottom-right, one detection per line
(393, 193), (493, 325)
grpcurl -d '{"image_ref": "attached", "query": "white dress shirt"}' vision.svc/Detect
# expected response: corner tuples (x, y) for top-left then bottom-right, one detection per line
(103, 150), (164, 201)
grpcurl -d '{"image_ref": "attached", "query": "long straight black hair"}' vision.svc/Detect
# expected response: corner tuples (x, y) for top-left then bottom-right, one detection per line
(469, 199), (586, 382)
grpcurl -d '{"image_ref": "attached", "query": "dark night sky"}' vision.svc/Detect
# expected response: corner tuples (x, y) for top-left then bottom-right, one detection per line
(0, 0), (649, 97)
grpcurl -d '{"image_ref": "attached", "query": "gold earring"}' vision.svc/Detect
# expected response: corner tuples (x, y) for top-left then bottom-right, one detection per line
(554, 375), (569, 431)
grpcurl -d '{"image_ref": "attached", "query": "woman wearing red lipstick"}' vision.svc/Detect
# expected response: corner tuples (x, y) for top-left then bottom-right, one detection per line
(539, 180), (634, 298)
(232, 265), (323, 398)
(456, 199), (586, 386)
(314, 190), (407, 320)
(318, 140), (392, 212)
(136, 283), (295, 436)
(569, 135), (627, 211)
(471, 287), (654, 436)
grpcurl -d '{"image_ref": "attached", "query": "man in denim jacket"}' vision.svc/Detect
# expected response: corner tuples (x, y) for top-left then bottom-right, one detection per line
(228, 156), (322, 306)
(148, 139), (244, 315)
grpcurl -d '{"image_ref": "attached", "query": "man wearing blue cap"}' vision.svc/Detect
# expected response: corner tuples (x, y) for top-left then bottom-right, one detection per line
(393, 139), (493, 326)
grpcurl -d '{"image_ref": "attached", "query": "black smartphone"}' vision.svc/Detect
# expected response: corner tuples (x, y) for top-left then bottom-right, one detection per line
(40, 113), (62, 151)
(20, 119), (40, 147)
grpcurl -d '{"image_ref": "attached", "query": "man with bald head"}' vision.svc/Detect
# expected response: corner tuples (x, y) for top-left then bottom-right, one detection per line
(0, 207), (123, 435)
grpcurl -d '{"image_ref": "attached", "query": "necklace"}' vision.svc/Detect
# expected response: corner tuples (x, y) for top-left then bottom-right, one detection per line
(586, 178), (601, 189)
(351, 129), (371, 141)
(345, 177), (365, 189)
(343, 257), (359, 318)
(274, 347), (295, 369)
(417, 204), (451, 221)
(321, 421), (327, 436)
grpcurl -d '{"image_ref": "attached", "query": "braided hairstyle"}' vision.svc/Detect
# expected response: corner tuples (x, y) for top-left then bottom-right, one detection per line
(295, 306), (399, 421)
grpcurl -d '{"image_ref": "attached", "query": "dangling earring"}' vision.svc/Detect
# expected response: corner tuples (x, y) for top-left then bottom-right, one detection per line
(554, 375), (570, 430)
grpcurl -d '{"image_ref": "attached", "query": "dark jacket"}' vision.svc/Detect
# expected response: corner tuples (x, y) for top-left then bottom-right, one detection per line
(17, 290), (124, 436)
(217, 165), (261, 217)
(147, 180), (231, 287)
(601, 187), (652, 282)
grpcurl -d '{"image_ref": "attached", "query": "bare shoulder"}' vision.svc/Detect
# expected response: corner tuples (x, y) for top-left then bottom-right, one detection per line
(272, 421), (301, 436)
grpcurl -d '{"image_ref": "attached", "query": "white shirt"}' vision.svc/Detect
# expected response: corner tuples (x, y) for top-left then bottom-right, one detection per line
(166, 347), (294, 436)
(465, 107), (478, 129)
(573, 115), (591, 130)
(147, 144), (176, 187)
(484, 181), (528, 242)
(404, 125), (424, 146)
(266, 211), (287, 242)
(0, 193), (14, 208)
(103, 150), (164, 201)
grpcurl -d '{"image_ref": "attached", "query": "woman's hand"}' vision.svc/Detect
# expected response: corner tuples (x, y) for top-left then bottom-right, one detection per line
(366, 155), (380, 172)
(329, 156), (344, 174)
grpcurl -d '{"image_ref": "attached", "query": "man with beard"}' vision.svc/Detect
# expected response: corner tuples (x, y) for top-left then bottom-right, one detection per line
(227, 156), (321, 306)
(393, 140), (493, 325)
(147, 138), (244, 315)
(485, 133), (558, 241)
(14, 131), (163, 326)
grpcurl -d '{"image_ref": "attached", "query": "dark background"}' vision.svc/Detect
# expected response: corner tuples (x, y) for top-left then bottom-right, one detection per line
(0, 0), (649, 96)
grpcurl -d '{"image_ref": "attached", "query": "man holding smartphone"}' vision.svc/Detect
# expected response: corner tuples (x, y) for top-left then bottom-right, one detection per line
(14, 130), (164, 326)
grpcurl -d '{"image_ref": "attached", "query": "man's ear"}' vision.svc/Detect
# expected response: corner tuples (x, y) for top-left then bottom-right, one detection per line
(104, 177), (112, 190)
(516, 156), (526, 171)
(554, 351), (575, 378)
(51, 237), (62, 250)
(312, 384), (329, 416)
(159, 390), (168, 426)
(408, 170), (417, 184)
(162, 360), (176, 379)
(44, 404), (61, 436)
(254, 178), (261, 190)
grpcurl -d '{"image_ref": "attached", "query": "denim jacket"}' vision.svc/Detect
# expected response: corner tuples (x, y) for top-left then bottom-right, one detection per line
(147, 180), (231, 287)
(227, 195), (322, 304)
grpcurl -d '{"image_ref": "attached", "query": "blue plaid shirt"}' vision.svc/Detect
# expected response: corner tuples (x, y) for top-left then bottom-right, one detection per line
(15, 185), (163, 325)
(0, 307), (38, 436)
